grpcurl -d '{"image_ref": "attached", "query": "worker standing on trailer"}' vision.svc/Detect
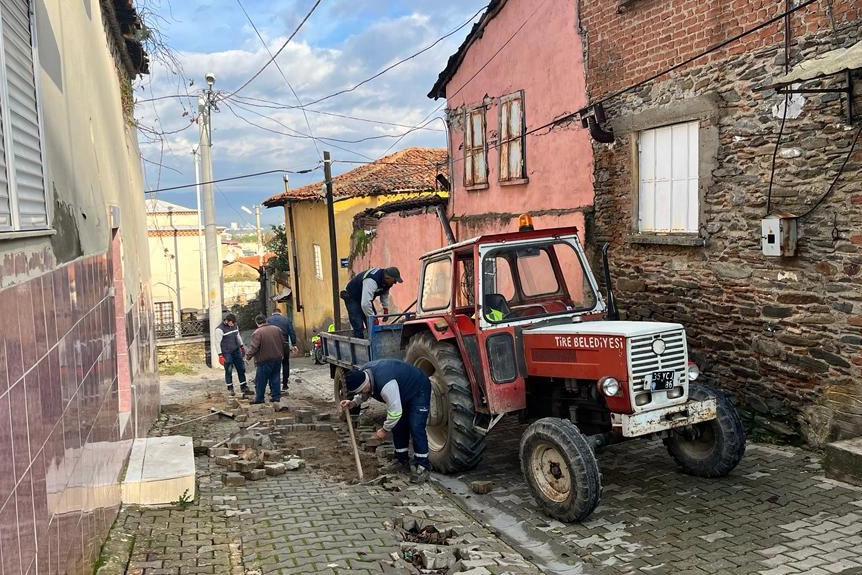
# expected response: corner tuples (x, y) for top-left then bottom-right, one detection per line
(341, 267), (403, 338)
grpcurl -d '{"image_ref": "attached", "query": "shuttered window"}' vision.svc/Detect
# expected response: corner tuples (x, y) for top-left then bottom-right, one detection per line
(637, 121), (699, 233)
(0, 0), (46, 232)
(499, 91), (526, 182)
(463, 106), (487, 188)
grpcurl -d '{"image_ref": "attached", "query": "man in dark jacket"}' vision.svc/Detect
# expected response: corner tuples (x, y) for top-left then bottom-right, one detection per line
(342, 267), (403, 338)
(339, 359), (431, 483)
(267, 309), (298, 393)
(245, 314), (285, 404)
(214, 313), (249, 396)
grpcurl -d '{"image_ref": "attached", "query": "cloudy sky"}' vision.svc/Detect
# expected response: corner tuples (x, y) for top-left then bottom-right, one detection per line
(135, 0), (488, 228)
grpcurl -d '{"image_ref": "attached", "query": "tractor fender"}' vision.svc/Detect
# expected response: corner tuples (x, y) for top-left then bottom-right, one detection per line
(400, 317), (456, 348)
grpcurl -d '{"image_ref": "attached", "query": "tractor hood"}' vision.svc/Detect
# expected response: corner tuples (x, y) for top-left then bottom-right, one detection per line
(524, 320), (684, 338)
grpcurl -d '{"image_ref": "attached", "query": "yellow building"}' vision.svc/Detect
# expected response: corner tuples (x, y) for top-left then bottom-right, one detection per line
(262, 147), (448, 346)
(146, 199), (221, 332)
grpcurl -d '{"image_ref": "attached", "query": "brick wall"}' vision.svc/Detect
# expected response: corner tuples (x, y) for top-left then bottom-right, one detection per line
(579, 0), (862, 443)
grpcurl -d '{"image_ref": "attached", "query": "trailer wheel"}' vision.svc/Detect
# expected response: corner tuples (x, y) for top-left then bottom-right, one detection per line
(664, 384), (746, 477)
(405, 332), (486, 473)
(333, 367), (360, 419)
(520, 418), (601, 522)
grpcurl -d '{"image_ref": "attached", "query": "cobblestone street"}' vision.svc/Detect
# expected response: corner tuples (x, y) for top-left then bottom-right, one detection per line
(96, 358), (551, 575)
(439, 418), (862, 575)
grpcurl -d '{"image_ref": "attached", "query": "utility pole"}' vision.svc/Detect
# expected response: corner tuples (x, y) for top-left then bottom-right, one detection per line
(323, 151), (340, 330)
(193, 147), (207, 309)
(168, 207), (183, 337)
(199, 72), (223, 366)
(255, 205), (263, 268)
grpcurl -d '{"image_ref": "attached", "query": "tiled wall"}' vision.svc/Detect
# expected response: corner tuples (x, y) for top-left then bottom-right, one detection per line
(0, 252), (159, 574)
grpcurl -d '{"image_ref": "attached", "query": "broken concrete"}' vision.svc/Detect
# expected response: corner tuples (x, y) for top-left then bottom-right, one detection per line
(470, 480), (494, 495)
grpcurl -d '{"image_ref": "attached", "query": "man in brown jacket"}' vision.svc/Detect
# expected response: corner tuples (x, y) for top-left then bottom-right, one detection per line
(245, 314), (285, 404)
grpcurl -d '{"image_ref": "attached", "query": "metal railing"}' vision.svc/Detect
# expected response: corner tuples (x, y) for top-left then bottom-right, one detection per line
(155, 318), (208, 340)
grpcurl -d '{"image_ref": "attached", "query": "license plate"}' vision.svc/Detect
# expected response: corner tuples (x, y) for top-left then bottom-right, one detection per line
(648, 370), (677, 391)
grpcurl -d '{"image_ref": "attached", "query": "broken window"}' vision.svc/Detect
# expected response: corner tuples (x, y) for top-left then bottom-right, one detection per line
(637, 121), (699, 233)
(464, 106), (487, 188)
(0, 0), (47, 233)
(499, 91), (526, 182)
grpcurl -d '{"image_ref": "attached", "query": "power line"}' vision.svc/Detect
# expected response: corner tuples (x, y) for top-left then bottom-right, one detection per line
(229, 95), (444, 131)
(234, 0), (322, 161)
(297, 4), (489, 108)
(221, 0), (324, 101)
(144, 166), (321, 194)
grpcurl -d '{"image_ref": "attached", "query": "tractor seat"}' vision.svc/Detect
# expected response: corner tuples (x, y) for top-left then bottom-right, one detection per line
(484, 293), (511, 318)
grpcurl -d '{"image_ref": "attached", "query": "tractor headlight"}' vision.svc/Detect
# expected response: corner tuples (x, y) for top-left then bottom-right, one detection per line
(598, 376), (621, 397)
(687, 361), (700, 381)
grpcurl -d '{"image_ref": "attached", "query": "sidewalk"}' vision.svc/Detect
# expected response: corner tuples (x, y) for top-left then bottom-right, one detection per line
(96, 357), (557, 575)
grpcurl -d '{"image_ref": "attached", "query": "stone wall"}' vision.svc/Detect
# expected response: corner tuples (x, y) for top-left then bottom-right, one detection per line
(157, 337), (209, 367)
(580, 0), (862, 443)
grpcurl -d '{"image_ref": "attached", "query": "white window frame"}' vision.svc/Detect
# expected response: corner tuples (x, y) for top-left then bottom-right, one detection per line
(313, 243), (323, 280)
(0, 0), (48, 233)
(498, 90), (526, 183)
(637, 121), (699, 234)
(463, 105), (488, 189)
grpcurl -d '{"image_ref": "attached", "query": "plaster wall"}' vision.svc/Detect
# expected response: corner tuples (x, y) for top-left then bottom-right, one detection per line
(442, 0), (593, 222)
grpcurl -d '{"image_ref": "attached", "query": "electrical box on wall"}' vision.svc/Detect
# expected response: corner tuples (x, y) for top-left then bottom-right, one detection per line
(761, 211), (797, 256)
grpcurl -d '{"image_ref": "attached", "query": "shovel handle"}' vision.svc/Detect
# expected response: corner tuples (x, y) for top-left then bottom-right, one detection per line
(344, 410), (364, 481)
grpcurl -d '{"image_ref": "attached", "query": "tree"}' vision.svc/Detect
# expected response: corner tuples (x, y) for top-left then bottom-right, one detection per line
(266, 224), (289, 275)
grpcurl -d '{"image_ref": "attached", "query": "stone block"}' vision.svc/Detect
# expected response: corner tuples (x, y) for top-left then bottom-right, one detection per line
(209, 447), (230, 458)
(470, 480), (494, 495)
(363, 438), (381, 451)
(824, 438), (862, 487)
(265, 463), (286, 476)
(275, 417), (296, 427)
(400, 543), (456, 571)
(235, 460), (259, 473)
(223, 473), (245, 487)
(315, 413), (331, 422)
(295, 410), (314, 423)
(245, 468), (266, 481)
(261, 450), (282, 461)
(284, 458), (306, 471)
(235, 414), (248, 422)
(215, 454), (239, 467)
(297, 446), (318, 459)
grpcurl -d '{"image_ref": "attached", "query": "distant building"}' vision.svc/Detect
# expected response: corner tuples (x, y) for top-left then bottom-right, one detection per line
(146, 199), (219, 335)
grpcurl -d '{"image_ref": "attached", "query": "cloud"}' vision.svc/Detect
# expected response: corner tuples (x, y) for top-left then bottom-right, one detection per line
(135, 0), (488, 225)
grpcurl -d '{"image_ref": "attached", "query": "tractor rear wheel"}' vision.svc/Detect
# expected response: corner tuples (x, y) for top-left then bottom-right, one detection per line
(664, 384), (746, 477)
(404, 331), (486, 473)
(520, 417), (602, 522)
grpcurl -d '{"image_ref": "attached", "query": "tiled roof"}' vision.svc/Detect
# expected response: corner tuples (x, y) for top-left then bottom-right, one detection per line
(263, 147), (448, 207)
(235, 253), (275, 267)
(355, 194), (448, 220)
(145, 199), (196, 213)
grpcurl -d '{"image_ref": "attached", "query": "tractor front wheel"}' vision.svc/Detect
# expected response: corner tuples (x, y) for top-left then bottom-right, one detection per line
(664, 384), (746, 477)
(520, 418), (602, 522)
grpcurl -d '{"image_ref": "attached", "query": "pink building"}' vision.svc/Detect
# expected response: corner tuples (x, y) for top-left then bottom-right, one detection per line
(428, 0), (594, 239)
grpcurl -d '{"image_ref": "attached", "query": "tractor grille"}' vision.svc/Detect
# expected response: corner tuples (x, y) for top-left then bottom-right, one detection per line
(628, 330), (688, 392)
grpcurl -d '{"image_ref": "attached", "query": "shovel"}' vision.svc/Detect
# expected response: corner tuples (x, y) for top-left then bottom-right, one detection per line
(341, 406), (364, 481)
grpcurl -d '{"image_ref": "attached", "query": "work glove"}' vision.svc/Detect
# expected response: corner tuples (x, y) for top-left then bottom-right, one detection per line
(382, 307), (389, 316)
(240, 345), (246, 355)
(372, 317), (380, 326)
(218, 354), (225, 366)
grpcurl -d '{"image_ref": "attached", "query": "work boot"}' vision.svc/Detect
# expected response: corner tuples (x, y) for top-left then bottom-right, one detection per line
(380, 459), (410, 476)
(240, 385), (251, 396)
(410, 465), (430, 484)
(227, 385), (235, 396)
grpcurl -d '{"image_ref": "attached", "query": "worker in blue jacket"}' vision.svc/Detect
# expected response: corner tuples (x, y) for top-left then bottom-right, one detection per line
(341, 267), (402, 338)
(340, 359), (431, 483)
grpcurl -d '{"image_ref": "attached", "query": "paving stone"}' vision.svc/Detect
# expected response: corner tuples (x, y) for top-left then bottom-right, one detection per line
(245, 469), (266, 481)
(214, 454), (238, 467)
(209, 447), (230, 458)
(295, 410), (314, 423)
(265, 463), (286, 476)
(223, 473), (245, 487)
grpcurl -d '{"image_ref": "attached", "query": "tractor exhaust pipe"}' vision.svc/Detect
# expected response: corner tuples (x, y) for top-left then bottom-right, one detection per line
(601, 242), (620, 321)
(436, 204), (457, 245)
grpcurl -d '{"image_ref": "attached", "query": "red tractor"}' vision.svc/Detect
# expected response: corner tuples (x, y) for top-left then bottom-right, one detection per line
(324, 217), (745, 521)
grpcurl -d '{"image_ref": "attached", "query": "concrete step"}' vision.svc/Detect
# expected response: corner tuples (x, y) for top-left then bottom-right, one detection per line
(824, 437), (862, 488)
(122, 436), (196, 505)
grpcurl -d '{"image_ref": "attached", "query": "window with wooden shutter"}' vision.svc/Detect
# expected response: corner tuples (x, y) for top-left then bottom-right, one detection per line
(463, 106), (487, 188)
(637, 121), (699, 233)
(0, 0), (47, 233)
(499, 91), (526, 183)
